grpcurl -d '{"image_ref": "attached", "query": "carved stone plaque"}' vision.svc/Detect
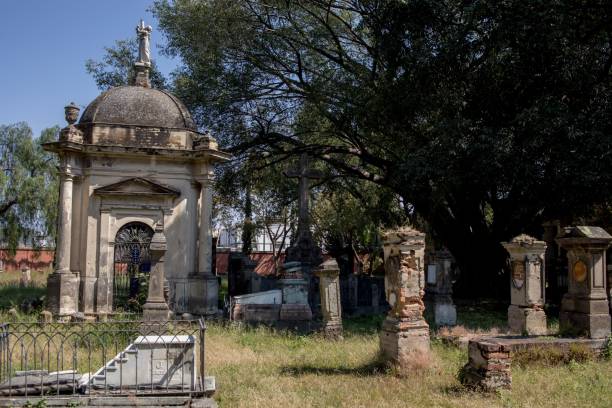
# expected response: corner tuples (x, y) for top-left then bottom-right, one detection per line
(573, 260), (588, 283)
(511, 260), (525, 289)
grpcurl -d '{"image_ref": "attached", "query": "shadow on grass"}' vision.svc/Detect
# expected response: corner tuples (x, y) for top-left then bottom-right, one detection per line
(0, 285), (45, 310)
(342, 314), (385, 336)
(279, 358), (389, 377)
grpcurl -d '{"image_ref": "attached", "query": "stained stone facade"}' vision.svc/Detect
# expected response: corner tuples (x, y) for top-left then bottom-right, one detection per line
(45, 24), (229, 318)
(502, 234), (547, 335)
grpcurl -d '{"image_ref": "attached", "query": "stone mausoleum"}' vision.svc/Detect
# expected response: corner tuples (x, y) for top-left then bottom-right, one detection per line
(45, 22), (229, 318)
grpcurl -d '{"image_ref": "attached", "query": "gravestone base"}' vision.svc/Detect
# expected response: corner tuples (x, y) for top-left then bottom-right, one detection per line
(560, 294), (611, 338)
(187, 275), (219, 316)
(434, 298), (457, 327)
(142, 302), (171, 321)
(46, 272), (79, 317)
(280, 304), (312, 321)
(379, 317), (430, 371)
(507, 305), (547, 335)
(321, 320), (343, 340)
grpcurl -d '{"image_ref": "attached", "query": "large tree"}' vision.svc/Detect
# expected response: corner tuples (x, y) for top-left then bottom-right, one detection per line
(153, 0), (612, 297)
(0, 123), (59, 252)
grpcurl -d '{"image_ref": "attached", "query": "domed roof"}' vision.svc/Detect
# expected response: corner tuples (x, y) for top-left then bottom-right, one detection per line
(79, 86), (196, 130)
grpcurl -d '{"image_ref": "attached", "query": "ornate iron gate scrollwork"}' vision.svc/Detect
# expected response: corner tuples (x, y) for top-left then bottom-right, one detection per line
(113, 222), (154, 310)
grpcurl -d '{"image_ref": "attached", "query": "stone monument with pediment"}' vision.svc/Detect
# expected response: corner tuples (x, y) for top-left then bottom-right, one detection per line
(556, 226), (612, 338)
(45, 22), (230, 319)
(501, 234), (547, 335)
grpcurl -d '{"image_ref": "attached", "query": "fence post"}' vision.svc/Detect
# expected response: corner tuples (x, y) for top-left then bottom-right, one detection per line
(199, 318), (206, 392)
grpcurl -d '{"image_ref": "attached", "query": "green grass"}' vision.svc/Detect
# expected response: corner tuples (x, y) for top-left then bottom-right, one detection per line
(203, 318), (612, 408)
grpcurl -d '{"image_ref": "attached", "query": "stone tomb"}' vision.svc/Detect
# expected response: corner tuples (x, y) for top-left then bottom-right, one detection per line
(380, 227), (430, 372)
(45, 23), (230, 318)
(89, 335), (197, 391)
(556, 226), (612, 338)
(501, 234), (547, 335)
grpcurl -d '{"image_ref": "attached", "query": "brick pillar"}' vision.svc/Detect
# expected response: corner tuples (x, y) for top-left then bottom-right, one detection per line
(380, 227), (430, 372)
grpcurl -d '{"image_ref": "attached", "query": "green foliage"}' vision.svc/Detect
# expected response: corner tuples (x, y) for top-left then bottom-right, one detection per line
(152, 0), (612, 297)
(603, 335), (612, 360)
(0, 123), (59, 252)
(85, 39), (167, 90)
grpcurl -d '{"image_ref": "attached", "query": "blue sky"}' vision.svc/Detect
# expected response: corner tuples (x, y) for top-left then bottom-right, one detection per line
(0, 0), (178, 137)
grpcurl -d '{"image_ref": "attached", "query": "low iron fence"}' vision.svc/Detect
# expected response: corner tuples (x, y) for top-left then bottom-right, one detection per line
(0, 319), (206, 398)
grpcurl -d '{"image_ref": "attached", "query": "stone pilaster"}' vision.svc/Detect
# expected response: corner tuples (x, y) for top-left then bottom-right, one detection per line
(502, 234), (547, 335)
(189, 174), (218, 316)
(556, 226), (612, 339)
(47, 171), (79, 317)
(380, 227), (430, 372)
(143, 224), (171, 321)
(316, 259), (343, 339)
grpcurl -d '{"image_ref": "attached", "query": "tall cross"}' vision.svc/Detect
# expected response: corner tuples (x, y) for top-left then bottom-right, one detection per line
(285, 154), (323, 243)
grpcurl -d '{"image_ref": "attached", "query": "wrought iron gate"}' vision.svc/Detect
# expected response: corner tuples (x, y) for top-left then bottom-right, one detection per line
(113, 223), (153, 310)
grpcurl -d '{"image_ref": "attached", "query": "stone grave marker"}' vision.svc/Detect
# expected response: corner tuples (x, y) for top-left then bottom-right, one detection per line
(502, 234), (547, 335)
(316, 259), (343, 339)
(380, 227), (430, 372)
(556, 226), (612, 338)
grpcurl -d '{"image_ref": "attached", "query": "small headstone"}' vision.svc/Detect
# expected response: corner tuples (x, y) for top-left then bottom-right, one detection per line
(8, 308), (18, 320)
(182, 313), (194, 320)
(19, 267), (31, 287)
(39, 310), (53, 323)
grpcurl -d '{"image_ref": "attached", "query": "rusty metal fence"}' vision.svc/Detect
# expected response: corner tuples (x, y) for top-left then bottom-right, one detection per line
(0, 319), (206, 398)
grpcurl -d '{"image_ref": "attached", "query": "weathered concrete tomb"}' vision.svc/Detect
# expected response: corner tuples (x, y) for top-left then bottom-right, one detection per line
(45, 22), (230, 318)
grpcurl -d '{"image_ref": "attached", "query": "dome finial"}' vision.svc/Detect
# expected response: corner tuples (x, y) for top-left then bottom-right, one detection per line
(134, 20), (153, 87)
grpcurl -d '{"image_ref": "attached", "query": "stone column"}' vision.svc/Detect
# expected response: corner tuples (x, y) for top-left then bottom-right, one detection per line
(380, 227), (430, 372)
(502, 234), (547, 335)
(47, 171), (79, 317)
(556, 226), (612, 339)
(316, 259), (343, 339)
(143, 224), (171, 321)
(189, 174), (219, 316)
(431, 249), (457, 327)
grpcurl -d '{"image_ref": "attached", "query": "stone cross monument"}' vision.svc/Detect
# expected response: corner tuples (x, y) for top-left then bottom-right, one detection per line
(556, 226), (612, 339)
(284, 154), (323, 266)
(380, 227), (430, 372)
(284, 153), (323, 313)
(502, 234), (547, 335)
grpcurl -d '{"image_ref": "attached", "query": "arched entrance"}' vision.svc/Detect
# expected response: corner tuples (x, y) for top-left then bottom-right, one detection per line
(113, 222), (154, 310)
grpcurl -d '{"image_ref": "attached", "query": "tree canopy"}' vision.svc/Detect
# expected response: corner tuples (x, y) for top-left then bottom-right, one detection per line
(151, 0), (612, 296)
(0, 123), (59, 252)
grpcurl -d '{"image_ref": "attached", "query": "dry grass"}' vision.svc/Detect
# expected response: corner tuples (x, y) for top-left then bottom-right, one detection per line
(204, 321), (612, 408)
